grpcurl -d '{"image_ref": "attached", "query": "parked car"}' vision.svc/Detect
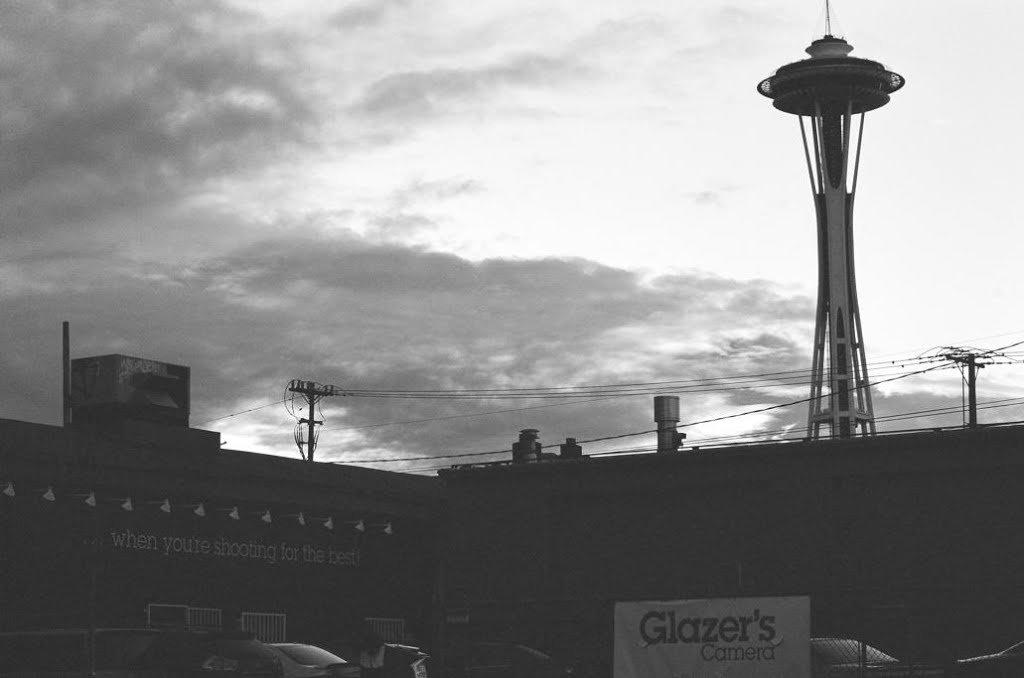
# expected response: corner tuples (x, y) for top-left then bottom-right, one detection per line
(0, 627), (160, 678)
(268, 643), (360, 678)
(957, 639), (1024, 677)
(449, 642), (576, 678)
(134, 629), (283, 678)
(811, 638), (945, 677)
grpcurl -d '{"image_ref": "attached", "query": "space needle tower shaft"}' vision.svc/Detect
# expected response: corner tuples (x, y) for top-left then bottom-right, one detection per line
(757, 28), (904, 439)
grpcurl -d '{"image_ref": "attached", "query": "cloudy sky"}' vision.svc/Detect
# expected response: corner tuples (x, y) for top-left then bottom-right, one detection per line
(3, 0), (1023, 473)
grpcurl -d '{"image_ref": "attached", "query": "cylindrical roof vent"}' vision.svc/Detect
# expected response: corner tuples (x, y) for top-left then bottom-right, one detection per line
(654, 395), (679, 424)
(654, 396), (684, 453)
(512, 428), (541, 463)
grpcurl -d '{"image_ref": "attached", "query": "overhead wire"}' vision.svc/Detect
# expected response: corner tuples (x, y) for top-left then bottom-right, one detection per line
(393, 401), (1024, 475)
(599, 396), (1024, 450)
(324, 396), (622, 432)
(193, 398), (287, 426)
(190, 349), (988, 429)
(320, 355), (950, 433)
(190, 339), (1022, 464)
(335, 361), (957, 466)
(321, 358), (950, 438)
(336, 355), (946, 400)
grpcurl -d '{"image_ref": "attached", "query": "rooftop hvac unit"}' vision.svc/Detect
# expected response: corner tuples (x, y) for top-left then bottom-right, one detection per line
(71, 354), (190, 428)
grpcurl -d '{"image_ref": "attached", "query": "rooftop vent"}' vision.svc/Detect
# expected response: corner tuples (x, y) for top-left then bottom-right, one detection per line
(654, 395), (686, 453)
(559, 437), (583, 459)
(512, 428), (541, 463)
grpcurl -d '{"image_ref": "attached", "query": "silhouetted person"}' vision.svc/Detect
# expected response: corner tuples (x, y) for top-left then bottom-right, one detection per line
(359, 626), (385, 677)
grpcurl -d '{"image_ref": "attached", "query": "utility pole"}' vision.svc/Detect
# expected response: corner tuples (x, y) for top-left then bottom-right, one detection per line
(966, 353), (979, 429)
(286, 380), (343, 462)
(63, 321), (72, 426)
(939, 348), (991, 429)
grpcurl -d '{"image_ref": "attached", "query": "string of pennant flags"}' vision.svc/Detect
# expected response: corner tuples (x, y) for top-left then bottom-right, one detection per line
(0, 480), (393, 535)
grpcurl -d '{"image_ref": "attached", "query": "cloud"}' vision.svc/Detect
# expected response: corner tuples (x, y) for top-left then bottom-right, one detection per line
(703, 5), (782, 32)
(0, 1), (314, 239)
(351, 52), (586, 120)
(685, 185), (740, 207)
(0, 230), (820, 464)
(368, 213), (440, 240)
(360, 177), (485, 241)
(392, 178), (485, 207)
(330, 0), (410, 29)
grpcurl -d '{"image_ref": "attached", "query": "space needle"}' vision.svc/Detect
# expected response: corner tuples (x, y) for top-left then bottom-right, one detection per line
(757, 7), (904, 439)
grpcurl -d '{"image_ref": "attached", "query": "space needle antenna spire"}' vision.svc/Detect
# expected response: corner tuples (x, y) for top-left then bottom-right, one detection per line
(757, 18), (905, 439)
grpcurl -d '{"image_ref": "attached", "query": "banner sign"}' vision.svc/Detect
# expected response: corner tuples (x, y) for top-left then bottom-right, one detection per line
(613, 596), (810, 678)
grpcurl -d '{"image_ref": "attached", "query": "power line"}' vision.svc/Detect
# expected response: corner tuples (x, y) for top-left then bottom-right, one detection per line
(313, 357), (948, 433)
(629, 397), (1024, 449)
(339, 357), (945, 400)
(389, 402), (1024, 475)
(189, 344), (1020, 447)
(328, 359), (945, 410)
(190, 346), (996, 429)
(323, 396), (622, 432)
(334, 363), (957, 466)
(193, 398), (287, 426)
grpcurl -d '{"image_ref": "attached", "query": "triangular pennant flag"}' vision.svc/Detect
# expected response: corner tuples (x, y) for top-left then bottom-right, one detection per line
(297, 511), (306, 526)
(159, 499), (171, 513)
(383, 522), (393, 536)
(194, 503), (206, 517)
(324, 516), (334, 530)
(2, 482), (14, 497)
(42, 486), (56, 502)
(84, 492), (96, 507)
(261, 510), (272, 524)
(229, 506), (240, 520)
(121, 497), (134, 512)
(354, 519), (365, 533)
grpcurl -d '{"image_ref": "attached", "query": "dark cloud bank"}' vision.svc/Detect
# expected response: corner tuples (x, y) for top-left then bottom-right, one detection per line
(0, 0), (312, 240)
(1, 231), (819, 465)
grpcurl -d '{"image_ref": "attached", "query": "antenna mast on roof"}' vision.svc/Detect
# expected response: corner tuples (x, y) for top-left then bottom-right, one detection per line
(824, 0), (833, 36)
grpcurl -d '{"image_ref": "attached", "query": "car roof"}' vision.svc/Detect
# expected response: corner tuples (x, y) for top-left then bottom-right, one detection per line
(811, 638), (898, 665)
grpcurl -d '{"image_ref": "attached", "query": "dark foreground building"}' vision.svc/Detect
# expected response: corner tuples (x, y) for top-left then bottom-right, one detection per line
(0, 356), (442, 653)
(5, 351), (1024, 677)
(438, 425), (1024, 677)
